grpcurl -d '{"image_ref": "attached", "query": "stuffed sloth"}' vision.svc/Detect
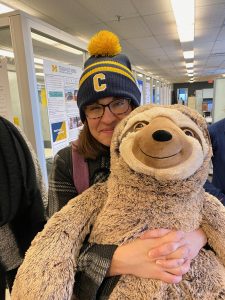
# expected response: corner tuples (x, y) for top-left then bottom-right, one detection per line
(12, 104), (225, 300)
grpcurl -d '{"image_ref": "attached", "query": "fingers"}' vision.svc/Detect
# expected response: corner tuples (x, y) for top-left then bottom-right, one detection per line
(156, 258), (185, 269)
(165, 259), (191, 277)
(155, 259), (191, 284)
(140, 228), (171, 239)
(165, 245), (191, 260)
(148, 240), (185, 259)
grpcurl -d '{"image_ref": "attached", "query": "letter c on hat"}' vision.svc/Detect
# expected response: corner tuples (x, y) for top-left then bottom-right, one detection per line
(93, 73), (107, 92)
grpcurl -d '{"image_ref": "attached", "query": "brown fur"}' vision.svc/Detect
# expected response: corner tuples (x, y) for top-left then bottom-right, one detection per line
(12, 104), (225, 299)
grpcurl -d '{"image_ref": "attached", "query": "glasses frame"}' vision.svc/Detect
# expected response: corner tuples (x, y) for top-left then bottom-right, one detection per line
(84, 98), (131, 119)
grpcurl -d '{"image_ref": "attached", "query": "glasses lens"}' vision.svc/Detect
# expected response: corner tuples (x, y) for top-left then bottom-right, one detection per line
(109, 99), (130, 115)
(84, 99), (131, 119)
(85, 104), (103, 119)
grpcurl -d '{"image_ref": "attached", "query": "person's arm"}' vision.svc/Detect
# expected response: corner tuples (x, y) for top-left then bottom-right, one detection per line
(75, 242), (118, 299)
(75, 228), (206, 299)
(108, 228), (206, 282)
(47, 147), (77, 217)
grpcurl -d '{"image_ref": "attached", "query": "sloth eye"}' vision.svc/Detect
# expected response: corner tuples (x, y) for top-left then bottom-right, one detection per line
(133, 121), (148, 131)
(182, 128), (195, 137)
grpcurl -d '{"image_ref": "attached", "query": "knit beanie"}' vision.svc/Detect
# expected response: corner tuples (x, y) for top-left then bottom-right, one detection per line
(77, 30), (141, 122)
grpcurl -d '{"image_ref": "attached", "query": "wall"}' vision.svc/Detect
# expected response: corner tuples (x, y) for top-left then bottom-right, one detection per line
(173, 81), (214, 102)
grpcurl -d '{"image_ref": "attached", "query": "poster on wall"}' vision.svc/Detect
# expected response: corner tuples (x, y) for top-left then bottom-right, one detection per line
(137, 79), (144, 105)
(43, 59), (82, 155)
(0, 58), (13, 121)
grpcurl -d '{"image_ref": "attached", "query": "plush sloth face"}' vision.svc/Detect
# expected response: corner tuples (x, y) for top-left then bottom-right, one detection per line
(114, 105), (210, 181)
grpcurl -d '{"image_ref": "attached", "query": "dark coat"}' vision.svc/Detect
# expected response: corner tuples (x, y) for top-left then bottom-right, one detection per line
(0, 117), (46, 299)
(204, 118), (225, 204)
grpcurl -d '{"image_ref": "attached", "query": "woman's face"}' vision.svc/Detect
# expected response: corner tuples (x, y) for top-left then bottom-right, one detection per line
(85, 97), (132, 146)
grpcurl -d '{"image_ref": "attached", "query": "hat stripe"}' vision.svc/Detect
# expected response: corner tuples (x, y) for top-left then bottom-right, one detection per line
(83, 60), (134, 77)
(79, 66), (135, 87)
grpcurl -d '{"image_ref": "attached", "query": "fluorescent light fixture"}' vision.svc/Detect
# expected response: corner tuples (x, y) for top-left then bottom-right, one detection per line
(146, 77), (150, 80)
(31, 32), (83, 55)
(171, 0), (194, 42)
(31, 32), (56, 46)
(0, 3), (14, 14)
(0, 49), (44, 65)
(0, 49), (14, 58)
(136, 66), (143, 70)
(56, 44), (83, 55)
(137, 73), (143, 77)
(187, 69), (194, 73)
(186, 62), (194, 68)
(183, 50), (194, 59)
(34, 57), (43, 64)
(36, 72), (44, 77)
(35, 64), (43, 70)
(187, 73), (194, 77)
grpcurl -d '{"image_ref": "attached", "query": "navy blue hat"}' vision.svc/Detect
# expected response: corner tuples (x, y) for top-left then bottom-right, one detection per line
(77, 31), (141, 122)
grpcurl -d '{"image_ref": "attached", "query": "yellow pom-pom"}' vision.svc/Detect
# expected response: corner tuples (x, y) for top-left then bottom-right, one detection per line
(88, 30), (122, 57)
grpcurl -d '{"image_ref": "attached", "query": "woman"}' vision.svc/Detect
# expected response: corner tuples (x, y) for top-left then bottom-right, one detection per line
(0, 116), (46, 299)
(48, 31), (206, 299)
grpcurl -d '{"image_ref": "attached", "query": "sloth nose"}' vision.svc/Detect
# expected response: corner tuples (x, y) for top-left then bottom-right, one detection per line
(152, 130), (172, 142)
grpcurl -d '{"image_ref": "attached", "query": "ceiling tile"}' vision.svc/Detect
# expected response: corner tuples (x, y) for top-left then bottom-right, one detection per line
(131, 0), (171, 15)
(127, 36), (160, 49)
(77, 0), (138, 22)
(106, 17), (150, 39)
(143, 12), (177, 35)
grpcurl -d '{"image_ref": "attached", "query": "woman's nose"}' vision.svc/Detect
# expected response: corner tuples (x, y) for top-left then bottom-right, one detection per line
(100, 106), (117, 123)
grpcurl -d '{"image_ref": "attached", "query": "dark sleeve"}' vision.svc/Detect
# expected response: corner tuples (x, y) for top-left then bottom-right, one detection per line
(74, 242), (118, 300)
(47, 146), (78, 217)
(48, 149), (116, 299)
(204, 180), (225, 205)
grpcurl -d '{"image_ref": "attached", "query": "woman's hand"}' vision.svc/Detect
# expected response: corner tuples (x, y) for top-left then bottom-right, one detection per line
(108, 228), (207, 284)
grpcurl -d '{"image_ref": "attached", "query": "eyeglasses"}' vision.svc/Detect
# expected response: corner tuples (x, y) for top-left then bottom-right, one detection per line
(84, 98), (131, 119)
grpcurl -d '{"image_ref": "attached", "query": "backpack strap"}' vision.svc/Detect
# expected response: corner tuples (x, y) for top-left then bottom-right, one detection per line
(72, 141), (89, 194)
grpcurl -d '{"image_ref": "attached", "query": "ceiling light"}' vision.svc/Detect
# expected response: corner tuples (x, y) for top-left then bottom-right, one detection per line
(183, 50), (194, 59)
(187, 69), (194, 73)
(186, 62), (194, 68)
(36, 72), (45, 77)
(56, 44), (83, 55)
(136, 66), (143, 70)
(171, 0), (194, 42)
(0, 3), (14, 14)
(31, 32), (56, 46)
(146, 77), (150, 80)
(34, 57), (43, 64)
(137, 73), (143, 77)
(0, 49), (14, 58)
(0, 49), (44, 65)
(31, 32), (83, 55)
(35, 64), (43, 70)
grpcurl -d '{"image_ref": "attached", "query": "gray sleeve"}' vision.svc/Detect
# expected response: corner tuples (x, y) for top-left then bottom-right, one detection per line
(47, 147), (77, 217)
(74, 242), (118, 300)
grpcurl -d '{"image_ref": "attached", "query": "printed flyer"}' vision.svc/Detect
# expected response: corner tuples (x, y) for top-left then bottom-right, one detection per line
(43, 60), (82, 155)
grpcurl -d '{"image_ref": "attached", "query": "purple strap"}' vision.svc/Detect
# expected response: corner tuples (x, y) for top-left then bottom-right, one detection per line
(72, 142), (89, 194)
